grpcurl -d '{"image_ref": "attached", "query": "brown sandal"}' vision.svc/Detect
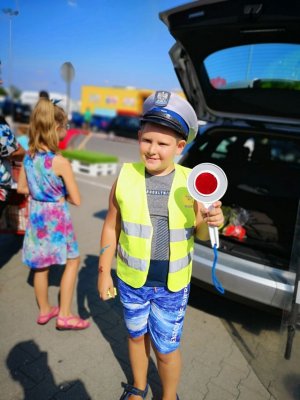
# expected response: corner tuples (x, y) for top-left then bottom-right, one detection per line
(119, 383), (149, 399)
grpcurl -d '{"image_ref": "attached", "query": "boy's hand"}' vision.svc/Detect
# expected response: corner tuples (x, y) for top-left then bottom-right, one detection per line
(202, 200), (224, 228)
(98, 270), (116, 301)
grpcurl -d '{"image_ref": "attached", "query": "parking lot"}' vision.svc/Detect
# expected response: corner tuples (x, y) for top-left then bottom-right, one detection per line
(0, 135), (298, 400)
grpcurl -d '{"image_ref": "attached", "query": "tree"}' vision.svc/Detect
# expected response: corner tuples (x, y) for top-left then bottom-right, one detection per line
(0, 87), (8, 96)
(9, 85), (21, 100)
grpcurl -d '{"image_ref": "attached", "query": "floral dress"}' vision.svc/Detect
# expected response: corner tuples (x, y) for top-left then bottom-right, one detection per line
(22, 152), (79, 269)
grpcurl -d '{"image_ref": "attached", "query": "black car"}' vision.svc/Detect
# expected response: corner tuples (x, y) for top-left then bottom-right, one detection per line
(160, 0), (300, 309)
(2, 99), (31, 124)
(106, 115), (140, 140)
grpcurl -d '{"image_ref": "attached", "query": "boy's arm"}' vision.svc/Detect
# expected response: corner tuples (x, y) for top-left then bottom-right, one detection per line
(194, 200), (224, 241)
(98, 180), (121, 301)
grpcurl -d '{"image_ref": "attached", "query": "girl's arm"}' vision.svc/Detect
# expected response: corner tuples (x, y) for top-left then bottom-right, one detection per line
(98, 180), (121, 300)
(17, 164), (29, 195)
(53, 155), (80, 206)
(194, 200), (224, 241)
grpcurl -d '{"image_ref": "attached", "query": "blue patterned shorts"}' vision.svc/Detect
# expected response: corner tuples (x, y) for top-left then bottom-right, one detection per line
(118, 278), (190, 354)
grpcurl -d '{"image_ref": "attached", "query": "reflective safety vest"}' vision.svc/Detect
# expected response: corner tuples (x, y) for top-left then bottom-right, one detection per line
(115, 162), (195, 292)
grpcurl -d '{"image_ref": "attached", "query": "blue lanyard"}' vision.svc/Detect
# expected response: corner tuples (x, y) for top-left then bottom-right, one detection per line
(212, 244), (225, 295)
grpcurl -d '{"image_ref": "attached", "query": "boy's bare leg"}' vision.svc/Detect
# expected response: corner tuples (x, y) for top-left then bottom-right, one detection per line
(59, 256), (79, 317)
(154, 347), (181, 400)
(34, 268), (50, 314)
(128, 333), (150, 400)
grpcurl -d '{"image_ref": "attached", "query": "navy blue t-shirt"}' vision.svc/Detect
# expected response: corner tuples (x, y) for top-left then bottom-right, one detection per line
(144, 170), (175, 287)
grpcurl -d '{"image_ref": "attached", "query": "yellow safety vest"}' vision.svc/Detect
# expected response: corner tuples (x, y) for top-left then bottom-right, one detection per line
(116, 162), (195, 292)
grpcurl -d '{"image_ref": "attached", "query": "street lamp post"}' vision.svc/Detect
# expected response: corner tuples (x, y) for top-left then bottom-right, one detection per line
(2, 7), (19, 99)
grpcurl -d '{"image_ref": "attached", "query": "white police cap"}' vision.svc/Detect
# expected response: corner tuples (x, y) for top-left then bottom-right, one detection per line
(141, 90), (198, 142)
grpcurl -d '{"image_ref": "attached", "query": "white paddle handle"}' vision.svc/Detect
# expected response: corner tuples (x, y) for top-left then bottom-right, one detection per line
(205, 203), (219, 249)
(209, 226), (219, 249)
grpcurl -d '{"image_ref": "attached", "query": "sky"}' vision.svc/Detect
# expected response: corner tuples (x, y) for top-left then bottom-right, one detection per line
(0, 0), (189, 101)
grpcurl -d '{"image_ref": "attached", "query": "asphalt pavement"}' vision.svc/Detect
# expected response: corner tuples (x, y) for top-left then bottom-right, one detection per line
(0, 135), (277, 400)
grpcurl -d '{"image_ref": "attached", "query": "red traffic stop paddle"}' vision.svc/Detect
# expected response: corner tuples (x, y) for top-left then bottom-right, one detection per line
(187, 163), (228, 248)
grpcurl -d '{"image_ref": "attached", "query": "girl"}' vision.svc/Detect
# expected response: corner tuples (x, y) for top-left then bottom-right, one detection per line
(17, 98), (90, 330)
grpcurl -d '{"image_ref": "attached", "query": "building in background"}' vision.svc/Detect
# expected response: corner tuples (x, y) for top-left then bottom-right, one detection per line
(81, 86), (154, 118)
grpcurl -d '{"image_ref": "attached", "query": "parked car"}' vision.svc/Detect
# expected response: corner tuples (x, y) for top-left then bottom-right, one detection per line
(70, 111), (84, 128)
(90, 115), (113, 132)
(1, 99), (31, 123)
(70, 111), (113, 132)
(160, 0), (300, 309)
(106, 114), (140, 139)
(59, 128), (88, 150)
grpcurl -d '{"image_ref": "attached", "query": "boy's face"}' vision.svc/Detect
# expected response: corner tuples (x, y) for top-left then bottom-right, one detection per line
(138, 122), (186, 176)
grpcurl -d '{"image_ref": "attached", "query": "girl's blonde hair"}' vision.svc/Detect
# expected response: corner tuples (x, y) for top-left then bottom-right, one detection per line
(28, 98), (67, 155)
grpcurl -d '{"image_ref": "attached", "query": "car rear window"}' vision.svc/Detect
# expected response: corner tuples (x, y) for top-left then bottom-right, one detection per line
(204, 43), (300, 90)
(195, 134), (300, 167)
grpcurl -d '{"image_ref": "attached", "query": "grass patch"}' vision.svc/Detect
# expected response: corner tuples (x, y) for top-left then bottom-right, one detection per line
(62, 149), (118, 164)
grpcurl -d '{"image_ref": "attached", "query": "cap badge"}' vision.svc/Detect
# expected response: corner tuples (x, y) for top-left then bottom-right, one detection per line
(154, 91), (171, 107)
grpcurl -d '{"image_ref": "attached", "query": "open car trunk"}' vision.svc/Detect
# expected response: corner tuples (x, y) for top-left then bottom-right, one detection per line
(180, 124), (300, 270)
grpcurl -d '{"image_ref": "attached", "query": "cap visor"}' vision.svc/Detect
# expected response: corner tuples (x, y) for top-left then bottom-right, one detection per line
(140, 115), (186, 139)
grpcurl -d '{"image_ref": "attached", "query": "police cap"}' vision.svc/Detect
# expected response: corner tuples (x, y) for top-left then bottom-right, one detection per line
(141, 90), (198, 142)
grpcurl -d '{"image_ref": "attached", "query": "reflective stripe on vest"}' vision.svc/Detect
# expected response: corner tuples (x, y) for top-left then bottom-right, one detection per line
(169, 251), (193, 273)
(170, 227), (194, 242)
(117, 243), (148, 271)
(121, 220), (152, 239)
(122, 222), (194, 242)
(117, 240), (193, 273)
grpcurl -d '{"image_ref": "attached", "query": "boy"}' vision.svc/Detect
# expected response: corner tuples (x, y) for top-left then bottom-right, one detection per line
(98, 91), (224, 400)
